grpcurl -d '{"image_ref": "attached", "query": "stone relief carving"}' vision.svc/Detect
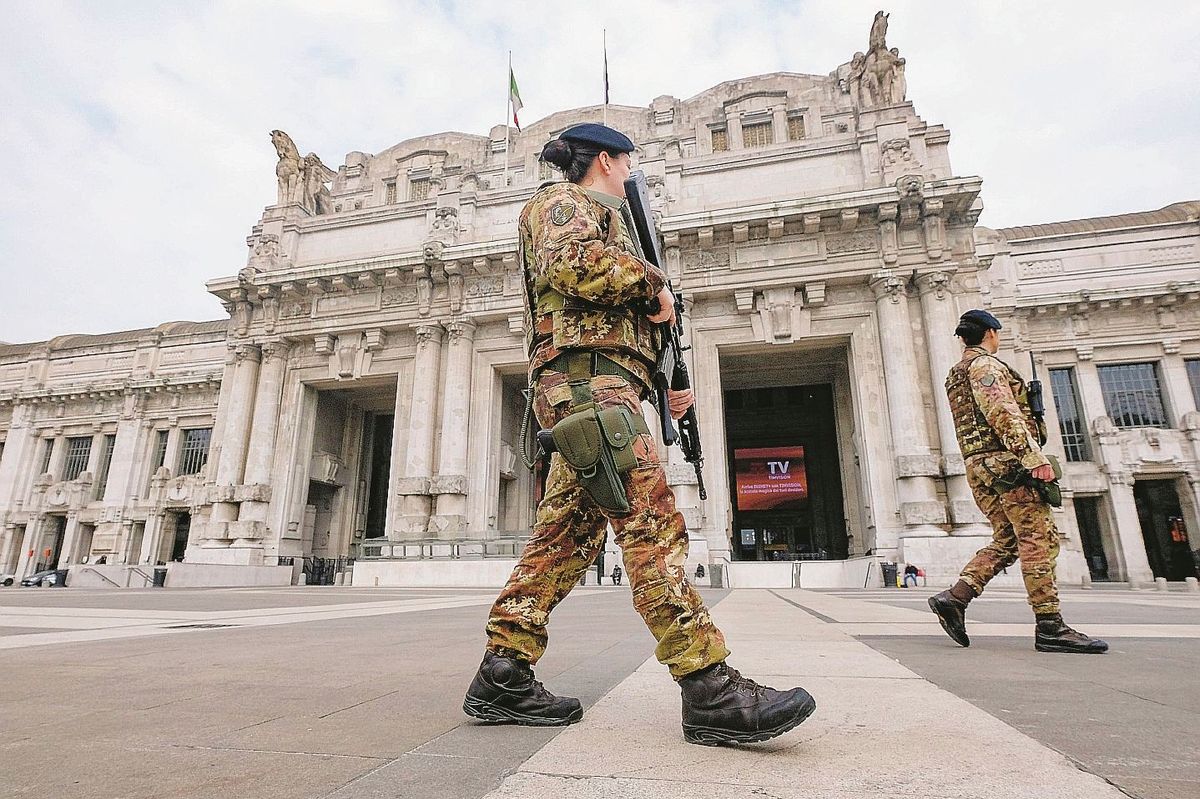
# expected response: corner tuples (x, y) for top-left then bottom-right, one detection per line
(846, 12), (907, 110)
(825, 231), (876, 254)
(466, 276), (504, 298)
(431, 206), (460, 243)
(381, 288), (418, 307)
(682, 249), (728, 272)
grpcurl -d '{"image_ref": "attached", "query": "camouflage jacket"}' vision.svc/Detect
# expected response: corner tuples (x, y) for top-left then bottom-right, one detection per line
(519, 182), (666, 388)
(945, 346), (1049, 469)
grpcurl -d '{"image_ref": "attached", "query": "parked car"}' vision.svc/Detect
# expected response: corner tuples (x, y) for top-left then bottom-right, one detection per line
(1, 573), (14, 587)
(21, 569), (67, 587)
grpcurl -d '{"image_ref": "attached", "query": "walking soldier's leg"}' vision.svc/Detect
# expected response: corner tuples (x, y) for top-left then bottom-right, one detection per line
(958, 463), (1020, 597)
(995, 483), (1061, 616)
(484, 454), (607, 663)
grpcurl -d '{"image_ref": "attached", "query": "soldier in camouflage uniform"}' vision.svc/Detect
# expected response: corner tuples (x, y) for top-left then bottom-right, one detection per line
(928, 309), (1108, 654)
(464, 123), (816, 745)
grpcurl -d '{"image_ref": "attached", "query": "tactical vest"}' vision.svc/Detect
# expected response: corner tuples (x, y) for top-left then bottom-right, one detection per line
(520, 185), (658, 376)
(945, 348), (1043, 459)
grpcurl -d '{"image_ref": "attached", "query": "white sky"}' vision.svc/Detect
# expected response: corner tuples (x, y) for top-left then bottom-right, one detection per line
(1, 1), (1197, 344)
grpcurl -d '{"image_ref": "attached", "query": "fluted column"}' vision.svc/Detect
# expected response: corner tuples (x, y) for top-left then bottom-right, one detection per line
(916, 271), (990, 535)
(209, 343), (262, 536)
(430, 321), (476, 539)
(870, 272), (947, 536)
(397, 324), (444, 537)
(238, 341), (291, 534)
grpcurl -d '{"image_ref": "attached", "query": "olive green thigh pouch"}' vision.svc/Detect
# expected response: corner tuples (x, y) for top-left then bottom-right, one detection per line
(550, 405), (648, 514)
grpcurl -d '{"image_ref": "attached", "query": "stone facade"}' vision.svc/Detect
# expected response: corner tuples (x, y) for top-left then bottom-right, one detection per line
(1, 16), (1197, 587)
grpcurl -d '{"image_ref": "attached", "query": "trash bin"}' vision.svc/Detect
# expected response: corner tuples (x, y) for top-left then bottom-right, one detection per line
(880, 562), (898, 589)
(709, 563), (724, 589)
(152, 567), (168, 588)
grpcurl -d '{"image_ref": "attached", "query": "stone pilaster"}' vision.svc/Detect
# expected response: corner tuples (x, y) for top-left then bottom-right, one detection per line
(870, 271), (947, 536)
(397, 324), (444, 537)
(208, 343), (262, 539)
(430, 321), (476, 539)
(915, 270), (989, 535)
(1102, 469), (1155, 586)
(58, 512), (80, 568)
(237, 341), (291, 543)
(14, 517), (40, 577)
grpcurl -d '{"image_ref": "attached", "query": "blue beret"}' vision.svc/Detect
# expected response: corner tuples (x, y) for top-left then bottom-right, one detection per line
(959, 309), (1002, 330)
(559, 123), (636, 153)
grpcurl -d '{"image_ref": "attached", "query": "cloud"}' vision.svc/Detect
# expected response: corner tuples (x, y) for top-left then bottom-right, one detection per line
(1, 0), (1197, 343)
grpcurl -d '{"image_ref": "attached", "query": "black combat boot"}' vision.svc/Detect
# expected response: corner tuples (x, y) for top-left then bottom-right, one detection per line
(928, 589), (971, 647)
(1034, 614), (1109, 654)
(679, 662), (816, 746)
(463, 652), (583, 726)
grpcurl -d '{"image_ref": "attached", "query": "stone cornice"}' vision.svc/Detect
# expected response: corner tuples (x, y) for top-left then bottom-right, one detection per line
(999, 279), (1200, 313)
(0, 373), (223, 407)
(659, 176), (982, 234)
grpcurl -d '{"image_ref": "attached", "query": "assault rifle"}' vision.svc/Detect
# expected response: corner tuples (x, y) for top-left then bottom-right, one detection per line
(1026, 352), (1048, 447)
(622, 171), (707, 500)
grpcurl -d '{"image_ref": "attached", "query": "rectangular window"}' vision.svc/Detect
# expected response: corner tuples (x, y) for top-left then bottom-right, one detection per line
(151, 429), (169, 472)
(409, 178), (430, 201)
(1049, 368), (1091, 461)
(1097, 362), (1169, 429)
(94, 434), (117, 500)
(1187, 359), (1200, 412)
(711, 128), (728, 152)
(177, 428), (212, 476)
(787, 114), (806, 140)
(63, 436), (92, 482)
(742, 121), (774, 148)
(384, 181), (397, 205)
(538, 160), (555, 180)
(39, 438), (55, 476)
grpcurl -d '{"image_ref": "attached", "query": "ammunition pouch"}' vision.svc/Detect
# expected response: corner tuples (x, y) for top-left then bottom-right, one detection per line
(547, 402), (647, 515)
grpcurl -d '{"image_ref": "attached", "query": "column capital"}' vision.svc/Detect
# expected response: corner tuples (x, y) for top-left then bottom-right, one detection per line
(412, 323), (445, 349)
(233, 343), (262, 364)
(446, 320), (477, 344)
(260, 340), (292, 363)
(914, 269), (956, 300)
(869, 271), (907, 303)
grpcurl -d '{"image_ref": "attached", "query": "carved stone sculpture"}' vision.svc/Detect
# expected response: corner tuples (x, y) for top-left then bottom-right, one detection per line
(271, 130), (303, 205)
(846, 11), (908, 110)
(270, 130), (335, 215)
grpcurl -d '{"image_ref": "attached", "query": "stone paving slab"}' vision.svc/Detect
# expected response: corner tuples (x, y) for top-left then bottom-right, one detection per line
(480, 590), (1125, 799)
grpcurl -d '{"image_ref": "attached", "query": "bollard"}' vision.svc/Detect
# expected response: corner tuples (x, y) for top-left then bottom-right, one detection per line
(1185, 577), (1199, 593)
(1155, 577), (1169, 592)
(1080, 572), (1092, 590)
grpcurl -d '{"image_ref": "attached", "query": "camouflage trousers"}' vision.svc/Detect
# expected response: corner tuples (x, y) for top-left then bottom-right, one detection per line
(960, 452), (1061, 615)
(485, 370), (730, 679)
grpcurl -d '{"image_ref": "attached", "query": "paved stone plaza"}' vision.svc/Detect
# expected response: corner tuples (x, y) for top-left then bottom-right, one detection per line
(1, 585), (1196, 798)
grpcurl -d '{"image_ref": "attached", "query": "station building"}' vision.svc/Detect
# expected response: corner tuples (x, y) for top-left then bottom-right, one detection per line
(1, 17), (1197, 589)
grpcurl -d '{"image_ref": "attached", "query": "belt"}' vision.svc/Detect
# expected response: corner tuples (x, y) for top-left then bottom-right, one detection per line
(539, 351), (648, 396)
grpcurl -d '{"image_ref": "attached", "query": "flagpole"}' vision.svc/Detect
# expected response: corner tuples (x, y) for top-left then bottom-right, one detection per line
(504, 51), (512, 188)
(602, 29), (608, 126)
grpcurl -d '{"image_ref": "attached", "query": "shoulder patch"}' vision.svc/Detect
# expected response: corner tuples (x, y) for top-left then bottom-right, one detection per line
(979, 374), (996, 387)
(550, 202), (575, 226)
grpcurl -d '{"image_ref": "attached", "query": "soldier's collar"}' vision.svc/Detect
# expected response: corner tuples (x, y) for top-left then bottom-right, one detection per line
(965, 346), (991, 356)
(583, 187), (625, 210)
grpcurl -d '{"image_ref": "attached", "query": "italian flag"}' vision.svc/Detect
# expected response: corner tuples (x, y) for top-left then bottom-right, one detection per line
(509, 67), (523, 130)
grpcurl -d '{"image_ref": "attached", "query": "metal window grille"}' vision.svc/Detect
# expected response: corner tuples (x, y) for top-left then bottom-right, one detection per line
(787, 114), (806, 140)
(384, 181), (397, 205)
(93, 434), (117, 500)
(1049, 368), (1091, 461)
(742, 121), (774, 148)
(39, 438), (54, 475)
(1097, 363), (1169, 429)
(151, 429), (169, 471)
(711, 128), (728, 152)
(177, 428), (212, 476)
(409, 178), (430, 201)
(63, 436), (92, 481)
(1187, 359), (1200, 412)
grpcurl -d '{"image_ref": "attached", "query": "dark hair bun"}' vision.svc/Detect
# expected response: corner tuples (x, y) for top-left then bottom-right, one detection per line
(954, 321), (979, 338)
(540, 139), (574, 169)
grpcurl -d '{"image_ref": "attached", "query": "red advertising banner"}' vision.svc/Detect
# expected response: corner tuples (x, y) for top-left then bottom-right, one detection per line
(734, 447), (808, 511)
